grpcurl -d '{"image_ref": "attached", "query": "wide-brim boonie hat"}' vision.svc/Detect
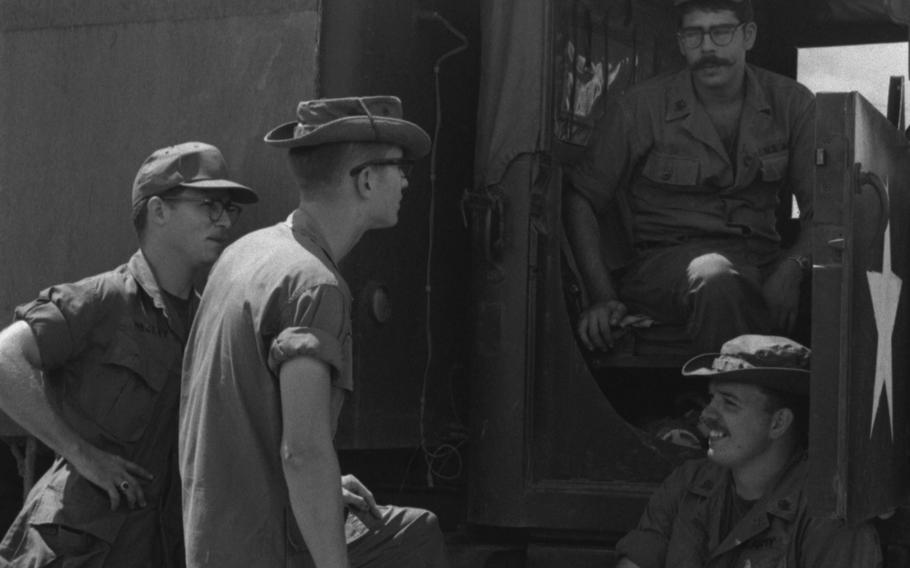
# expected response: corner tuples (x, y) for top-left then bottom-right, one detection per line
(263, 95), (431, 158)
(132, 142), (258, 208)
(682, 334), (810, 395)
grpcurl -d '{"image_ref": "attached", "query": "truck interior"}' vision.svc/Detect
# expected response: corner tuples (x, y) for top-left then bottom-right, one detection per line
(467, 0), (910, 563)
(553, 0), (906, 448)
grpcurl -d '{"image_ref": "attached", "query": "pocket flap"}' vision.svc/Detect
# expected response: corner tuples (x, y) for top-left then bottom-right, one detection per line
(102, 333), (168, 393)
(758, 150), (788, 182)
(642, 152), (700, 186)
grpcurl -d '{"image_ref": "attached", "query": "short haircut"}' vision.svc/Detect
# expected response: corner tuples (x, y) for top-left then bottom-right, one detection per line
(132, 185), (186, 236)
(287, 141), (397, 195)
(759, 386), (809, 448)
(675, 0), (754, 25)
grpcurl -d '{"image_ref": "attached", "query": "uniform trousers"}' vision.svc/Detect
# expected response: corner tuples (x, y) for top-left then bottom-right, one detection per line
(619, 239), (776, 352)
(293, 504), (448, 568)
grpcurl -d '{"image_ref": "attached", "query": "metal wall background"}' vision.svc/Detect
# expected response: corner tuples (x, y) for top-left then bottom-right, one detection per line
(322, 1), (478, 452)
(0, 0), (321, 317)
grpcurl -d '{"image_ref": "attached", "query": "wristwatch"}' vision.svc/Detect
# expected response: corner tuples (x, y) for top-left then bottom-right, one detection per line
(786, 255), (811, 271)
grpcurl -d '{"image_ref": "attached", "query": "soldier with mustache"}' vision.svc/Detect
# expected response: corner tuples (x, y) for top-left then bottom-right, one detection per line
(565, 0), (815, 354)
(613, 335), (882, 568)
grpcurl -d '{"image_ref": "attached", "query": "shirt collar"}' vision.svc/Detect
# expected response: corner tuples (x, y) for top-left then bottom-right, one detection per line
(687, 449), (807, 519)
(664, 64), (771, 122)
(742, 64), (772, 116)
(127, 249), (167, 313)
(287, 208), (340, 270)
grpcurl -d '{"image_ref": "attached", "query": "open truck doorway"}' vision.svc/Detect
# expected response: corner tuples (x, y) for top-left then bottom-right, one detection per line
(467, 0), (910, 565)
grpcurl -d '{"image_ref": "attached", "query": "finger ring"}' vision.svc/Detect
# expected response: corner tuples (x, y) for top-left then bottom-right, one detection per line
(119, 481), (130, 491)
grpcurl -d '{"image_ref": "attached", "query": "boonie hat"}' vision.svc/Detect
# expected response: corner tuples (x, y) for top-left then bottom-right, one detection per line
(263, 96), (431, 158)
(132, 142), (258, 209)
(682, 335), (810, 395)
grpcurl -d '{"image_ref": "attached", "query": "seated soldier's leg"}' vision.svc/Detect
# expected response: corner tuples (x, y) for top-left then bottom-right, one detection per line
(346, 504), (448, 568)
(620, 241), (770, 352)
(685, 252), (770, 352)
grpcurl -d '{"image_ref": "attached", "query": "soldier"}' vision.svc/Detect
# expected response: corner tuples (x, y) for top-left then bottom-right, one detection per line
(180, 96), (448, 568)
(0, 142), (256, 566)
(615, 335), (882, 568)
(565, 0), (815, 353)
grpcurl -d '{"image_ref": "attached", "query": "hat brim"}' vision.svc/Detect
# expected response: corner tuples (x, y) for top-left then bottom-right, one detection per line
(682, 353), (810, 395)
(263, 115), (431, 158)
(180, 179), (259, 204)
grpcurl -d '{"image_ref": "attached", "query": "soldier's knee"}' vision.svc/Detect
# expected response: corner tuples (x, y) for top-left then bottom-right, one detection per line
(687, 253), (736, 285)
(412, 508), (442, 539)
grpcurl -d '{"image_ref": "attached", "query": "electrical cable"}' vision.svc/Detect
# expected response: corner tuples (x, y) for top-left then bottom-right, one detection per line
(416, 9), (469, 488)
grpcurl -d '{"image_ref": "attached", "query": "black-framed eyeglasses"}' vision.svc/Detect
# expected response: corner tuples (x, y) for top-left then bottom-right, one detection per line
(349, 158), (415, 179)
(160, 197), (242, 223)
(677, 23), (745, 49)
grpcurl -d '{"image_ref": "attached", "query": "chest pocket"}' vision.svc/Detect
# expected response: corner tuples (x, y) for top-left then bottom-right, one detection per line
(758, 150), (789, 182)
(82, 331), (173, 443)
(642, 152), (700, 187)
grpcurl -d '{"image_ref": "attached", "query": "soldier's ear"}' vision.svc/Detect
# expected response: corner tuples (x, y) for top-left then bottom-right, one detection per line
(769, 407), (794, 440)
(146, 196), (169, 226)
(743, 22), (757, 51)
(353, 169), (374, 200)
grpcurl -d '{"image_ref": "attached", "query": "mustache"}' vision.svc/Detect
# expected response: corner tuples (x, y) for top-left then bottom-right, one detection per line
(691, 55), (733, 70)
(700, 416), (724, 431)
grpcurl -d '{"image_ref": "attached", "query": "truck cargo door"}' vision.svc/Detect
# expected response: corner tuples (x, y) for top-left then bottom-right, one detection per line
(809, 92), (910, 523)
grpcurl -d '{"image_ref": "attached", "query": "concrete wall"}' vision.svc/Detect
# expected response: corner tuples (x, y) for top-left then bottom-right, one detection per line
(0, 0), (321, 316)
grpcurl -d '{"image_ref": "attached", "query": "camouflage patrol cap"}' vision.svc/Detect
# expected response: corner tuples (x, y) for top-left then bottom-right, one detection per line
(132, 142), (258, 210)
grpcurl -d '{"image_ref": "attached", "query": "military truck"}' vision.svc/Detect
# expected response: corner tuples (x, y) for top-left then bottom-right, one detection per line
(0, 0), (908, 565)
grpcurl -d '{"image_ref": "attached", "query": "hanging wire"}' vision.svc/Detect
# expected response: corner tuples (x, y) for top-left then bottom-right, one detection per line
(416, 10), (469, 488)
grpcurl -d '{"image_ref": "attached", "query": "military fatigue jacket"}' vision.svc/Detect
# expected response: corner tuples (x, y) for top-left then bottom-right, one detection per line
(1, 251), (192, 566)
(568, 65), (815, 260)
(618, 455), (882, 568)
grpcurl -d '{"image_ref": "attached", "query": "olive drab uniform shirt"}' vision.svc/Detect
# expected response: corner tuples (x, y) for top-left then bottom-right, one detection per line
(568, 64), (815, 263)
(179, 210), (354, 568)
(0, 251), (192, 567)
(616, 455), (882, 568)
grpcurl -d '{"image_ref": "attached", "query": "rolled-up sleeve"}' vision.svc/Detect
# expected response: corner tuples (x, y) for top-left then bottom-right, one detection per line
(14, 279), (109, 370)
(266, 283), (352, 391)
(565, 97), (638, 214)
(801, 518), (883, 568)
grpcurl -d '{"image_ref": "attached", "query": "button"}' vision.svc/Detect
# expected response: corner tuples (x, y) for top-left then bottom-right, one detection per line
(661, 170), (672, 181)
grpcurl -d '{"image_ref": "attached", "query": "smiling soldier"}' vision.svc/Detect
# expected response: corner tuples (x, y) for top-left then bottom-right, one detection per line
(612, 335), (883, 568)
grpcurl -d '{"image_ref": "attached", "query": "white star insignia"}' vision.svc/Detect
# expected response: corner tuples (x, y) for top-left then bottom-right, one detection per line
(866, 189), (902, 440)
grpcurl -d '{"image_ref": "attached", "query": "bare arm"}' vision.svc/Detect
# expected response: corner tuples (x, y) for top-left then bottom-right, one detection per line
(564, 189), (628, 350)
(280, 356), (348, 568)
(762, 96), (816, 333)
(0, 321), (152, 510)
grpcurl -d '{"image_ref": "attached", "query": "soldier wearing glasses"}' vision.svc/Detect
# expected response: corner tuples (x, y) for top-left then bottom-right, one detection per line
(0, 142), (256, 566)
(565, 0), (815, 353)
(179, 97), (448, 568)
